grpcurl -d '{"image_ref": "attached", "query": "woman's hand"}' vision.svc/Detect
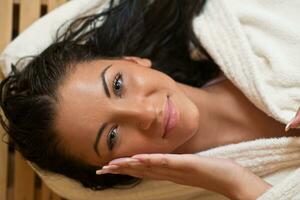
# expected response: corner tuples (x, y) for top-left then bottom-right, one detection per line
(96, 154), (271, 200)
(285, 107), (300, 131)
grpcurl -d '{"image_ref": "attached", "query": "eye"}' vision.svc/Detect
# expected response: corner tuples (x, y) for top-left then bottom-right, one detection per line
(112, 72), (123, 97)
(107, 125), (118, 150)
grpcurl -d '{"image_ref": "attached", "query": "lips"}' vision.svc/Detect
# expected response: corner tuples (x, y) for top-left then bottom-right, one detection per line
(162, 96), (171, 138)
(162, 96), (178, 138)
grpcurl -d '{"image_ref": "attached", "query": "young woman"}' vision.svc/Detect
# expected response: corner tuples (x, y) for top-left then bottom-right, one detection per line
(1, 0), (299, 199)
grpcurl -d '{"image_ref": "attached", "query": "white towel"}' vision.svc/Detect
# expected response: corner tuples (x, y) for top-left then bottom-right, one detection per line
(2, 0), (300, 199)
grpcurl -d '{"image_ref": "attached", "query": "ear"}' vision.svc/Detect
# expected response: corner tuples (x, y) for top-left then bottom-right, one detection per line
(123, 56), (152, 68)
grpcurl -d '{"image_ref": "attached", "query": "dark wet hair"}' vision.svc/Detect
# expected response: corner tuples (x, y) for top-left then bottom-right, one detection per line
(0, 0), (220, 190)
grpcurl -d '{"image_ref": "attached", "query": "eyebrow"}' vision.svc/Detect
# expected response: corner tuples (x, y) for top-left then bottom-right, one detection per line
(93, 64), (113, 157)
(101, 64), (113, 98)
(93, 122), (108, 157)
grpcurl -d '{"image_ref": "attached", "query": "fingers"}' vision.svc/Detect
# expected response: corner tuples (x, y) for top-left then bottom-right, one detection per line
(96, 156), (175, 180)
(95, 154), (189, 180)
(132, 153), (197, 169)
(285, 107), (300, 131)
(131, 153), (170, 167)
(94, 154), (247, 192)
(106, 154), (174, 169)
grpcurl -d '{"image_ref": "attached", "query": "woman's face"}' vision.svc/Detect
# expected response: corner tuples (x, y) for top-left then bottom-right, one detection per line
(55, 57), (200, 166)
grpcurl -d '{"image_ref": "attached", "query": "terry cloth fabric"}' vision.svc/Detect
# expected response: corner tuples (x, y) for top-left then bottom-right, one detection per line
(1, 0), (300, 199)
(192, 0), (300, 199)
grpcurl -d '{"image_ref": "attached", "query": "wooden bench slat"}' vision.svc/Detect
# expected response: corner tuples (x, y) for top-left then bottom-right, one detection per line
(41, 182), (52, 200)
(0, 130), (9, 200)
(19, 0), (41, 32)
(52, 192), (63, 200)
(0, 0), (13, 200)
(14, 0), (47, 4)
(0, 0), (13, 52)
(47, 0), (67, 12)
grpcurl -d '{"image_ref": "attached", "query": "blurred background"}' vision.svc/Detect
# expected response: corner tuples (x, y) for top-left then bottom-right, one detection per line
(0, 1), (68, 199)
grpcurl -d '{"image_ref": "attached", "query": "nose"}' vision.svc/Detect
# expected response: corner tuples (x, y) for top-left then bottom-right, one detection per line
(114, 98), (157, 130)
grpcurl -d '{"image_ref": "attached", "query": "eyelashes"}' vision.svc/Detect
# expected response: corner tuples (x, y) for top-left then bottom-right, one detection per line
(113, 72), (123, 98)
(107, 125), (118, 151)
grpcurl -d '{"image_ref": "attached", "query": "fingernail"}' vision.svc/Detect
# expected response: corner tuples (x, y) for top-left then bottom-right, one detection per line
(285, 117), (295, 132)
(96, 165), (120, 175)
(96, 169), (107, 175)
(109, 158), (139, 165)
(102, 165), (119, 170)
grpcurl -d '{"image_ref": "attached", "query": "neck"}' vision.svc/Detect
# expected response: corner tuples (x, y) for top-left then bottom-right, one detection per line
(173, 80), (300, 154)
(173, 80), (242, 154)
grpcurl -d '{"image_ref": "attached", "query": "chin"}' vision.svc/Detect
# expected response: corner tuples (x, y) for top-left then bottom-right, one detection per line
(172, 128), (198, 154)
(185, 114), (200, 137)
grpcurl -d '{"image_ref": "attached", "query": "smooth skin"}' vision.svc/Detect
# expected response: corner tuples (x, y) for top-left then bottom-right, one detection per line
(55, 56), (299, 199)
(55, 56), (201, 166)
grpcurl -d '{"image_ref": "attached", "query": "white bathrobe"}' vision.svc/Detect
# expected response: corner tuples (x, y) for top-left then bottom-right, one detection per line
(1, 0), (300, 199)
(193, 1), (300, 199)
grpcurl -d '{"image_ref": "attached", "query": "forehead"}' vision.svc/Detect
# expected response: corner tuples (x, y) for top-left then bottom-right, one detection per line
(53, 59), (114, 165)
